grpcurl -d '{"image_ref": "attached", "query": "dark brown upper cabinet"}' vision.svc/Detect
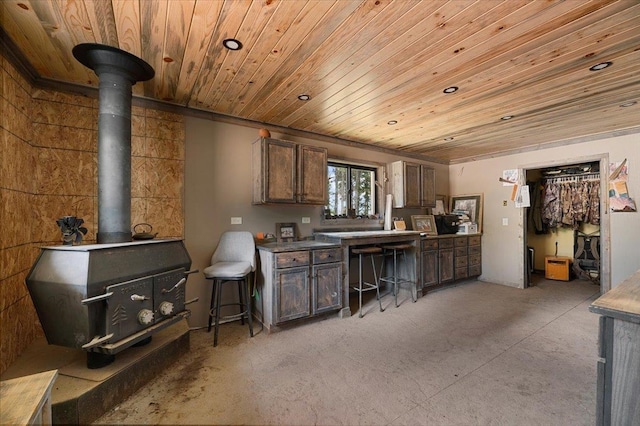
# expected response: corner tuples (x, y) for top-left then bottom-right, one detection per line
(252, 137), (328, 205)
(389, 160), (436, 208)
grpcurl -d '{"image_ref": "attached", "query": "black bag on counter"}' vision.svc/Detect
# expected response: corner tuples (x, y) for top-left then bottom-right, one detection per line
(435, 215), (459, 234)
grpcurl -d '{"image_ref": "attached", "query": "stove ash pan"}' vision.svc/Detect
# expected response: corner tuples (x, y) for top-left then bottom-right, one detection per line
(26, 239), (196, 354)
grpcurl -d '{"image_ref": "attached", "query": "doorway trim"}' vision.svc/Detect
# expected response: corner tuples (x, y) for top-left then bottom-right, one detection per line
(519, 153), (610, 293)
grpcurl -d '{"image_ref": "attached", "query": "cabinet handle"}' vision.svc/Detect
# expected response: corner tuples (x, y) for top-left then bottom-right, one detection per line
(331, 292), (337, 297)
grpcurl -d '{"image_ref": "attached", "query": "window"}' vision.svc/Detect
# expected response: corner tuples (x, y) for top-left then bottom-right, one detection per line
(326, 161), (377, 219)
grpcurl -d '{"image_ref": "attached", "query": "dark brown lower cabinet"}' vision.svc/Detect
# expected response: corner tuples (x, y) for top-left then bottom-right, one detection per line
(421, 239), (438, 288)
(421, 235), (481, 293)
(438, 238), (455, 284)
(312, 262), (342, 314)
(258, 245), (342, 332)
(275, 265), (310, 322)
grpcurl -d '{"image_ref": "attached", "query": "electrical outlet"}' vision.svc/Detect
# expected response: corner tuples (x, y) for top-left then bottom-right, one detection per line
(503, 200), (508, 206)
(301, 217), (311, 224)
(230, 217), (242, 225)
(502, 218), (508, 226)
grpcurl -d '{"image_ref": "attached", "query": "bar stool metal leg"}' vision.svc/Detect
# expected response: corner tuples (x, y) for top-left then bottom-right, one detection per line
(213, 279), (223, 346)
(380, 243), (416, 307)
(207, 279), (217, 332)
(371, 252), (384, 313)
(352, 246), (384, 318)
(243, 276), (254, 337)
(404, 249), (417, 303)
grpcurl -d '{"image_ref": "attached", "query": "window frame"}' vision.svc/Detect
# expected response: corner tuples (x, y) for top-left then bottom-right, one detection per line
(322, 158), (384, 225)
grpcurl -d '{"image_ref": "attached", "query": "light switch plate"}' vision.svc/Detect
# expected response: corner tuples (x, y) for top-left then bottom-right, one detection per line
(502, 218), (508, 226)
(231, 217), (242, 225)
(301, 217), (311, 224)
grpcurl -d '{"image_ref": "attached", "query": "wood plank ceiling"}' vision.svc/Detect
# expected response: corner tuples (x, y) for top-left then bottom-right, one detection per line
(1, 0), (639, 163)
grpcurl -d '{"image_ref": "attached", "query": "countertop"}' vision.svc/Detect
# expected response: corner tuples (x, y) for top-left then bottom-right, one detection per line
(590, 269), (640, 322)
(256, 240), (341, 253)
(314, 230), (422, 239)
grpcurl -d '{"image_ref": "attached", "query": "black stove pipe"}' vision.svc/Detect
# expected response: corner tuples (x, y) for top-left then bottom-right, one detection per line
(72, 44), (154, 243)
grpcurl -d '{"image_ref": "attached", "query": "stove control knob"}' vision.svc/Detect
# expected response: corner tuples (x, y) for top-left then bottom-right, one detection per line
(137, 309), (154, 325)
(159, 301), (174, 316)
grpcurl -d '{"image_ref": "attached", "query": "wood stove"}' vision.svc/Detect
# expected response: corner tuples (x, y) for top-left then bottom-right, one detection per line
(26, 44), (196, 368)
(27, 240), (195, 367)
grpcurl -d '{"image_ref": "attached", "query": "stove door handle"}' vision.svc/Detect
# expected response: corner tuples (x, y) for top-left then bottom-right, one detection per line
(81, 292), (114, 305)
(162, 277), (187, 294)
(82, 333), (114, 350)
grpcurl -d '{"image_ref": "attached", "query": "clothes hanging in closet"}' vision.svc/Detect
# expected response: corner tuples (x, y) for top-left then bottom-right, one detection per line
(541, 176), (599, 230)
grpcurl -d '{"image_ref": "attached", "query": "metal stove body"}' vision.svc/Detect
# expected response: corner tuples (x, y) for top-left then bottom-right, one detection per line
(27, 239), (194, 355)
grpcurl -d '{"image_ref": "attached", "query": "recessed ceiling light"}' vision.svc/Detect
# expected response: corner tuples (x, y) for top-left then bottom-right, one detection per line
(223, 38), (242, 50)
(443, 86), (458, 94)
(387, 120), (398, 125)
(444, 137), (454, 141)
(620, 101), (637, 107)
(501, 115), (514, 120)
(297, 94), (310, 101)
(589, 61), (612, 71)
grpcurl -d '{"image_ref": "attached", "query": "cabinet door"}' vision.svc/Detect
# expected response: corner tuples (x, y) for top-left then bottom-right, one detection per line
(420, 166), (436, 207)
(274, 266), (310, 323)
(263, 138), (297, 203)
(421, 250), (438, 288)
(297, 144), (327, 204)
(404, 162), (422, 208)
(439, 248), (454, 283)
(312, 262), (342, 314)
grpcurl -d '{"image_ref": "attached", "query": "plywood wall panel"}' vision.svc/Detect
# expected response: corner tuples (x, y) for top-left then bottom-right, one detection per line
(0, 47), (186, 373)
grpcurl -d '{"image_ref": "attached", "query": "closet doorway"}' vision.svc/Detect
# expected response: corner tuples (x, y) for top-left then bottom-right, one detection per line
(522, 155), (610, 293)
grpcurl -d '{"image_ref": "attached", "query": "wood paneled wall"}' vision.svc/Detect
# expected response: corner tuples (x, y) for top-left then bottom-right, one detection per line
(0, 50), (185, 374)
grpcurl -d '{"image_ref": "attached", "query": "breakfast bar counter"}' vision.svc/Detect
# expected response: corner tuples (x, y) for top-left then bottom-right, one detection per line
(314, 230), (422, 317)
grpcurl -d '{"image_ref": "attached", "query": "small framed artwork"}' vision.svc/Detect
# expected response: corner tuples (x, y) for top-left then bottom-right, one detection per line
(450, 193), (483, 233)
(393, 219), (406, 230)
(411, 215), (438, 236)
(276, 222), (297, 242)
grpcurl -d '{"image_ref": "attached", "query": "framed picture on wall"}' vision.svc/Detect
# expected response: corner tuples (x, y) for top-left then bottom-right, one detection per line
(411, 215), (438, 236)
(433, 194), (448, 215)
(450, 193), (484, 233)
(276, 222), (297, 242)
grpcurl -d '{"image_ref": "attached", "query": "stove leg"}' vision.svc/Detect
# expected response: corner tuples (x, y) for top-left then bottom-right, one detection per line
(87, 352), (115, 369)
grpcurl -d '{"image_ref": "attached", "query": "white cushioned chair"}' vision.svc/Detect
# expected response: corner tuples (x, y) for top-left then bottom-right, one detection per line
(203, 231), (255, 346)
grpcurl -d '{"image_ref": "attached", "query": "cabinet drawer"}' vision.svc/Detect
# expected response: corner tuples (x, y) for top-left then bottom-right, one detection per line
(455, 247), (467, 257)
(468, 245), (481, 256)
(455, 256), (468, 268)
(469, 254), (481, 266)
(276, 251), (309, 268)
(455, 237), (468, 247)
(469, 264), (481, 276)
(469, 235), (481, 246)
(312, 248), (342, 264)
(422, 239), (438, 251)
(455, 267), (469, 280)
(439, 238), (454, 249)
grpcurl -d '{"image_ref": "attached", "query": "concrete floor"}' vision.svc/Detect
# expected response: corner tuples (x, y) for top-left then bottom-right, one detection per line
(94, 276), (601, 425)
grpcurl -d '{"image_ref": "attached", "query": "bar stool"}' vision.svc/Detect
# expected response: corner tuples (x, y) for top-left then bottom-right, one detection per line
(203, 231), (255, 347)
(351, 246), (384, 318)
(379, 242), (417, 307)
(206, 276), (254, 347)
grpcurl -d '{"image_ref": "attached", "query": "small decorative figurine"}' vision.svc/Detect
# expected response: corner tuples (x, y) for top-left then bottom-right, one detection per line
(56, 216), (88, 245)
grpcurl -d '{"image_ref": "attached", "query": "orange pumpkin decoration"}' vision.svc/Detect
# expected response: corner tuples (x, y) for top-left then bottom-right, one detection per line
(258, 128), (271, 138)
